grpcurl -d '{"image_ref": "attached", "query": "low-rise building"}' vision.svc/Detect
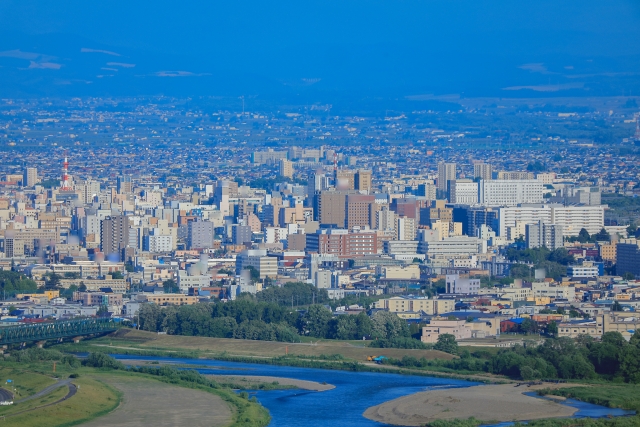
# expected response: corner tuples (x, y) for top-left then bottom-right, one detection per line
(421, 319), (473, 343)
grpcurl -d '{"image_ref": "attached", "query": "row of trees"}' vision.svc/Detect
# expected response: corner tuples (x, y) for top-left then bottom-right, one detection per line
(392, 332), (640, 382)
(137, 299), (415, 343)
(505, 247), (575, 280)
(0, 270), (38, 296)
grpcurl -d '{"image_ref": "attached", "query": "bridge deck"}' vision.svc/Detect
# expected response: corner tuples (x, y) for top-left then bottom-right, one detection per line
(0, 318), (119, 345)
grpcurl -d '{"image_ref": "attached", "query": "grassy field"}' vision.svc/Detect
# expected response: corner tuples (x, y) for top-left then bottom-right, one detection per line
(0, 367), (58, 400)
(91, 329), (455, 361)
(0, 357), (270, 427)
(0, 375), (120, 427)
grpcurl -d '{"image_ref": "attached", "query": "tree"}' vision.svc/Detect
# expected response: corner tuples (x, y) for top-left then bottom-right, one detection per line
(622, 272), (636, 281)
(0, 271), (37, 296)
(138, 303), (166, 332)
(371, 311), (410, 340)
(163, 279), (179, 294)
(61, 284), (78, 300)
(593, 228), (611, 242)
(434, 333), (458, 354)
(510, 264), (532, 279)
(44, 273), (62, 290)
(577, 228), (591, 243)
(110, 271), (125, 280)
(547, 321), (558, 336)
(244, 266), (260, 282)
(612, 300), (623, 311)
(300, 305), (333, 338)
(519, 318), (538, 334)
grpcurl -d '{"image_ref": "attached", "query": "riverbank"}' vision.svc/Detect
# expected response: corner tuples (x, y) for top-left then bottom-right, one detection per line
(363, 383), (579, 426)
(105, 328), (455, 361)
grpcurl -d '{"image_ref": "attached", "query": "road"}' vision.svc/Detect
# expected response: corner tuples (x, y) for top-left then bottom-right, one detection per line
(0, 387), (13, 403)
(0, 379), (77, 419)
(15, 378), (72, 404)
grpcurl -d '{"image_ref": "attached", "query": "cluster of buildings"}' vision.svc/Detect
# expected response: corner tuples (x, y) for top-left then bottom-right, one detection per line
(0, 98), (638, 344)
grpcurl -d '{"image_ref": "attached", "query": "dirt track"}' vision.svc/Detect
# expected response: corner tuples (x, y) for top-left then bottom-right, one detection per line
(81, 377), (231, 427)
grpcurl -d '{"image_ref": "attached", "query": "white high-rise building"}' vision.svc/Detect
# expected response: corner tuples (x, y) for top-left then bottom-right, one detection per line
(396, 217), (416, 240)
(437, 162), (456, 192)
(375, 207), (396, 232)
(498, 205), (604, 237)
(474, 163), (493, 181)
(449, 180), (479, 204)
(478, 179), (543, 206)
(279, 159), (294, 178)
(143, 229), (174, 253)
(23, 167), (38, 187)
(526, 221), (563, 250)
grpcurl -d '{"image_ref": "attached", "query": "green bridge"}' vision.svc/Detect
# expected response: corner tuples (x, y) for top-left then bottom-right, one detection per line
(0, 318), (120, 346)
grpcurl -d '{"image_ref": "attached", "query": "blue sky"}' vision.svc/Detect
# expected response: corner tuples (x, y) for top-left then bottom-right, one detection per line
(1, 1), (639, 98)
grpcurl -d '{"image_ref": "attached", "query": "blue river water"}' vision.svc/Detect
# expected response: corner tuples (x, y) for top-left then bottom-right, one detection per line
(112, 355), (635, 426)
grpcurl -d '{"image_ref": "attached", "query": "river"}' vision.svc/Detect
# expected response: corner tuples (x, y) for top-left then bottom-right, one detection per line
(113, 355), (635, 426)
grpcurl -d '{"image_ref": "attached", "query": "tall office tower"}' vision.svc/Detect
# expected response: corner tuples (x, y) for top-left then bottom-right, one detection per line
(76, 180), (101, 204)
(214, 182), (230, 216)
(335, 170), (355, 190)
(437, 162), (457, 192)
(101, 215), (130, 260)
(4, 237), (24, 258)
(23, 167), (37, 187)
(117, 175), (133, 194)
(279, 159), (294, 178)
(308, 172), (328, 197)
(346, 194), (375, 229)
(473, 163), (492, 181)
(375, 206), (397, 232)
(525, 221), (563, 250)
(315, 191), (347, 227)
(396, 216), (417, 240)
(355, 169), (372, 193)
(187, 220), (215, 249)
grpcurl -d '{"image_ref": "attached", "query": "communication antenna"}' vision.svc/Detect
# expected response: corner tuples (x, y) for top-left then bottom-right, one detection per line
(61, 151), (71, 190)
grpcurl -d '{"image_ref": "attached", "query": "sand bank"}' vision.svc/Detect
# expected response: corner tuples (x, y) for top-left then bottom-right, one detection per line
(363, 383), (577, 426)
(210, 375), (335, 391)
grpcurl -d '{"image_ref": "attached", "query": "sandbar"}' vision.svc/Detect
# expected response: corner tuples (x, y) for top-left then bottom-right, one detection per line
(363, 383), (577, 426)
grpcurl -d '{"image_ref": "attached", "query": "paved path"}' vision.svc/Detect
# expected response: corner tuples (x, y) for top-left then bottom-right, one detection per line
(0, 388), (13, 403)
(15, 378), (72, 404)
(2, 380), (77, 419)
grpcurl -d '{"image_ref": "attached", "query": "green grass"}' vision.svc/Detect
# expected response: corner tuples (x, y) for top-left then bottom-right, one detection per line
(0, 366), (57, 400)
(0, 376), (121, 427)
(0, 386), (68, 416)
(539, 383), (640, 412)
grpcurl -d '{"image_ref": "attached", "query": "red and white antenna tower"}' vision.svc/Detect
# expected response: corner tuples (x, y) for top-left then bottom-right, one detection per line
(61, 152), (71, 190)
